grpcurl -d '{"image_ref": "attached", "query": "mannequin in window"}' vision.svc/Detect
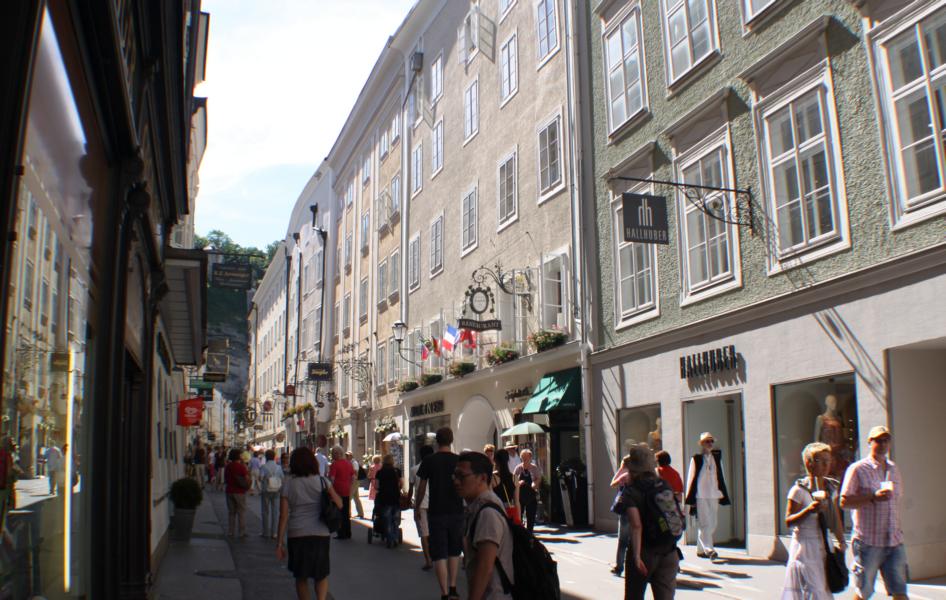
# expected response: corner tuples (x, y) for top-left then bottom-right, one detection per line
(648, 418), (663, 452)
(814, 394), (848, 479)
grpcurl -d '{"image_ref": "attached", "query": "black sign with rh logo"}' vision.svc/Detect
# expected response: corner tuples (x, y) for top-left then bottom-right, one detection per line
(622, 192), (669, 245)
(307, 362), (333, 381)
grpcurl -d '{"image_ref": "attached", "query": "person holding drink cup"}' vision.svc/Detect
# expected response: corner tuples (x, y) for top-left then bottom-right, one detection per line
(781, 442), (846, 598)
(841, 426), (908, 600)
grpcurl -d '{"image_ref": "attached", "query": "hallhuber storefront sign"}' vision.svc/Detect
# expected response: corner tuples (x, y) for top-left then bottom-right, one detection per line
(680, 345), (738, 379)
(410, 400), (445, 418)
(622, 192), (669, 245)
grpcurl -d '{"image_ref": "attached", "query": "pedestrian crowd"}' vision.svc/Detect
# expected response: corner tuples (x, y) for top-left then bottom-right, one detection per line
(609, 425), (908, 600)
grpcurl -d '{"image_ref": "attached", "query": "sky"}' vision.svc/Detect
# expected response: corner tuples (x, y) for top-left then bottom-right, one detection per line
(194, 0), (417, 249)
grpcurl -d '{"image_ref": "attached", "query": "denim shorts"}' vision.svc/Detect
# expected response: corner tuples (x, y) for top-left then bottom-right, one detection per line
(852, 539), (908, 598)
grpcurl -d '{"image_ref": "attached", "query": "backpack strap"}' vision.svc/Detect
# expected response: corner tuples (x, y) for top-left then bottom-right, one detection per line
(469, 502), (514, 594)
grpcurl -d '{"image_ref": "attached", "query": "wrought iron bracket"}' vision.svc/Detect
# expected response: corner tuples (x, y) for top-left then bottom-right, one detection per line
(610, 176), (756, 236)
(470, 264), (534, 312)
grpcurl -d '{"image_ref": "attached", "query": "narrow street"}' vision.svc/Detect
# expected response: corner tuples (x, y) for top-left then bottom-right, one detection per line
(153, 486), (946, 600)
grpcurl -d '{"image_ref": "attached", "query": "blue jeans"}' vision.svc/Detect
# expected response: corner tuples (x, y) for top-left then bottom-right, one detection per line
(380, 505), (400, 544)
(615, 514), (629, 573)
(852, 539), (908, 599)
(260, 492), (279, 537)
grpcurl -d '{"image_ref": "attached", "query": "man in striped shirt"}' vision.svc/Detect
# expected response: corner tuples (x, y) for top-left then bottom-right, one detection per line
(841, 426), (908, 600)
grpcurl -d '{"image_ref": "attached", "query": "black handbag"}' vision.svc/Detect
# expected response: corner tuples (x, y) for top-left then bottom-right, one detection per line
(818, 511), (848, 593)
(319, 477), (341, 533)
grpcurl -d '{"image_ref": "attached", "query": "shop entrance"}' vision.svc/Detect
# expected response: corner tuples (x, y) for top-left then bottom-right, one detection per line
(682, 394), (746, 548)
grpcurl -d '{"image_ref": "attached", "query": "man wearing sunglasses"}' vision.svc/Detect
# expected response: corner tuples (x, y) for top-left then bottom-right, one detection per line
(841, 426), (908, 600)
(454, 451), (513, 600)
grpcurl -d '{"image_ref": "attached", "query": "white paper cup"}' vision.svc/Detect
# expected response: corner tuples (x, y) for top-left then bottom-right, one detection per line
(812, 490), (827, 502)
(880, 481), (894, 492)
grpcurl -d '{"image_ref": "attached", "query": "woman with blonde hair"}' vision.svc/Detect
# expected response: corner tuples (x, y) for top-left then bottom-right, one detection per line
(367, 454), (382, 501)
(781, 442), (846, 599)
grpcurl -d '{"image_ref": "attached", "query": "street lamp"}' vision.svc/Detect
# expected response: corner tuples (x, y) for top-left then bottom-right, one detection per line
(391, 319), (421, 367)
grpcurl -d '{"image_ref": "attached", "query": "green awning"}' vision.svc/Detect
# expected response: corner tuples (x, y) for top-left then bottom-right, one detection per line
(522, 368), (581, 414)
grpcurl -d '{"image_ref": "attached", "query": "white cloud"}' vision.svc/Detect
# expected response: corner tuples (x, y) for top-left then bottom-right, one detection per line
(195, 0), (416, 246)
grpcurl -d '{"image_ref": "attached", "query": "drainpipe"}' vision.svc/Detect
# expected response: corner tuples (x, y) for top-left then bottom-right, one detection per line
(564, 0), (597, 526)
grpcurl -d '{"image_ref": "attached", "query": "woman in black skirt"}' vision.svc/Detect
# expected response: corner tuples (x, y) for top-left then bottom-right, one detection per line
(276, 447), (343, 600)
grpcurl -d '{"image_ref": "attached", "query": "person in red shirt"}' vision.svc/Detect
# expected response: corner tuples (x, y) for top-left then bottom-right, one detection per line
(224, 448), (250, 537)
(656, 450), (684, 504)
(328, 446), (355, 539)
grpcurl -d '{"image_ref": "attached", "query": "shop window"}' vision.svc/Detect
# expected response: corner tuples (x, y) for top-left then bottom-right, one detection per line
(617, 404), (663, 458)
(409, 414), (451, 467)
(773, 374), (858, 536)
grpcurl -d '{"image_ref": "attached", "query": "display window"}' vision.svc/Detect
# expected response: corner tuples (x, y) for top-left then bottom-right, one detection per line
(408, 414), (450, 467)
(1, 8), (105, 596)
(617, 404), (662, 458)
(773, 374), (858, 535)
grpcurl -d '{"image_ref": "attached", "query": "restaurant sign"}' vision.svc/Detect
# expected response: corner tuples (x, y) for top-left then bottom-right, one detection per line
(457, 318), (502, 332)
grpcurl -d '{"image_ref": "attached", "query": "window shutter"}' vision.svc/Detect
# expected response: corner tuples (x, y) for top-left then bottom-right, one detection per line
(478, 11), (496, 62)
(457, 22), (468, 65)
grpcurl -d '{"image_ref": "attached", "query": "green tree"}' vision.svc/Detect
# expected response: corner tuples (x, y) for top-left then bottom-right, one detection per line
(194, 229), (281, 286)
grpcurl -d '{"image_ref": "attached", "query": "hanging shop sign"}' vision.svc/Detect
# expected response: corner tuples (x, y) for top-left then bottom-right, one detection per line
(457, 317), (503, 332)
(622, 193), (669, 245)
(679, 345), (738, 379)
(198, 388), (214, 402)
(244, 407), (257, 424)
(307, 362), (333, 381)
(410, 400), (445, 418)
(262, 399), (273, 412)
(50, 352), (70, 372)
(177, 398), (204, 427)
(203, 352), (229, 382)
(211, 263), (252, 289)
(284, 384), (295, 396)
(189, 378), (214, 391)
(505, 386), (532, 402)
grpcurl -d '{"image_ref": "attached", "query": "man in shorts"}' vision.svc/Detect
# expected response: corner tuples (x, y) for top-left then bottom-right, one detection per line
(415, 427), (463, 600)
(410, 444), (435, 570)
(841, 426), (909, 600)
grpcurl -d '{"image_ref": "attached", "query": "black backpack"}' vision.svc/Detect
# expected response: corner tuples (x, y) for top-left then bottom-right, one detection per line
(629, 478), (684, 547)
(470, 503), (560, 600)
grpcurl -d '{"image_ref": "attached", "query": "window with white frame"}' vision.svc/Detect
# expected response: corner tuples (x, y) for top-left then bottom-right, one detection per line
(378, 260), (388, 302)
(345, 180), (354, 207)
(500, 34), (518, 102)
(458, 9), (479, 65)
(762, 87), (841, 256)
(362, 154), (371, 184)
(359, 277), (368, 321)
(613, 199), (657, 319)
(312, 310), (321, 355)
(432, 119), (444, 175)
(500, 0), (515, 16)
(743, 0), (777, 23)
(379, 128), (389, 159)
(876, 8), (946, 213)
(344, 233), (352, 268)
(678, 143), (736, 292)
(462, 187), (477, 251)
(464, 80), (479, 141)
(412, 143), (423, 194)
(390, 250), (400, 296)
(431, 54), (443, 102)
(663, 0), (717, 82)
(499, 152), (517, 225)
(430, 216), (443, 275)
(536, 0), (559, 63)
(429, 317), (443, 369)
(408, 88), (417, 126)
(408, 234), (421, 290)
(541, 254), (568, 329)
(343, 293), (351, 333)
(538, 116), (562, 195)
(391, 111), (401, 144)
(605, 8), (645, 130)
(387, 336), (398, 383)
(334, 302), (340, 337)
(391, 174), (401, 214)
(408, 329), (421, 379)
(314, 248), (324, 285)
(376, 344), (386, 386)
(360, 213), (370, 252)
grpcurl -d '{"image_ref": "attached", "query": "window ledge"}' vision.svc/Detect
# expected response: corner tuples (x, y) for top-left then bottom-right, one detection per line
(429, 266), (444, 280)
(388, 290), (400, 305)
(679, 276), (741, 308)
(359, 314), (368, 325)
(460, 243), (478, 259)
(607, 108), (651, 146)
(741, 0), (799, 35)
(892, 198), (946, 232)
(536, 45), (561, 71)
(462, 130), (479, 147)
(497, 215), (519, 234)
(390, 209), (401, 225)
(538, 181), (566, 206)
(614, 306), (660, 332)
(666, 51), (722, 99)
(500, 88), (519, 109)
(377, 299), (388, 313)
(767, 236), (850, 277)
(431, 165), (444, 180)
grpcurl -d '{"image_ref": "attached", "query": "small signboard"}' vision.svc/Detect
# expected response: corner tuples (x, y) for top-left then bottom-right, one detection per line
(202, 372), (226, 383)
(622, 193), (669, 245)
(50, 352), (70, 372)
(211, 263), (253, 289)
(189, 378), (214, 390)
(204, 352), (229, 382)
(457, 318), (503, 332)
(307, 362), (333, 381)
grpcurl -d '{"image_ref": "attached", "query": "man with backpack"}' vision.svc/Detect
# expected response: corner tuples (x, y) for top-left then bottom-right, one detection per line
(260, 449), (283, 539)
(621, 444), (683, 600)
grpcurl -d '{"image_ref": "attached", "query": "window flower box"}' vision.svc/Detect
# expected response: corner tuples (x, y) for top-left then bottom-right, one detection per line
(398, 380), (420, 393)
(449, 361), (476, 378)
(528, 328), (567, 352)
(486, 344), (519, 366)
(420, 373), (443, 386)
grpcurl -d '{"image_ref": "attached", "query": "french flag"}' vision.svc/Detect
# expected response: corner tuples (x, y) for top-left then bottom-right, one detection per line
(442, 325), (460, 352)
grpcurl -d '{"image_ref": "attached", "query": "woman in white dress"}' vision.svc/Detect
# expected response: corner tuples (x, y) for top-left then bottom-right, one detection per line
(781, 442), (847, 599)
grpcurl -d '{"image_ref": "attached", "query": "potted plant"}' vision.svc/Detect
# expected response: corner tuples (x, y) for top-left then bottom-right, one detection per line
(486, 344), (520, 366)
(420, 372), (443, 386)
(449, 361), (476, 378)
(398, 380), (420, 393)
(528, 328), (568, 352)
(169, 477), (203, 541)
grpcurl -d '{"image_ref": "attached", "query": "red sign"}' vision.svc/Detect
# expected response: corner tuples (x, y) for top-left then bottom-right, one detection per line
(285, 384), (295, 396)
(177, 398), (204, 427)
(262, 400), (273, 412)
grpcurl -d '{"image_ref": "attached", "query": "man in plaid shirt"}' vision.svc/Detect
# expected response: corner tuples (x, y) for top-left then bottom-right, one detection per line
(841, 426), (908, 600)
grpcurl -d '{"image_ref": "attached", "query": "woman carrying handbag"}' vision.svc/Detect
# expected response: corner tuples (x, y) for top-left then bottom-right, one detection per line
(781, 442), (847, 599)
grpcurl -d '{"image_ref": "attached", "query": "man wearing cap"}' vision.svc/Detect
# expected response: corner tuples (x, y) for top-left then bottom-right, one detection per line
(841, 426), (908, 600)
(684, 432), (730, 560)
(622, 444), (680, 600)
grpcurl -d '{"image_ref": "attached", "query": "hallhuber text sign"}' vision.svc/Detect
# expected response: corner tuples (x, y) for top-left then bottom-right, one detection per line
(622, 192), (669, 245)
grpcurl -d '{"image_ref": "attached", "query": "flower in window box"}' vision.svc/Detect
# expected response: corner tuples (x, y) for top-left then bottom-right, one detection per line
(486, 344), (520, 366)
(420, 373), (443, 386)
(528, 327), (567, 352)
(449, 361), (476, 378)
(398, 380), (420, 393)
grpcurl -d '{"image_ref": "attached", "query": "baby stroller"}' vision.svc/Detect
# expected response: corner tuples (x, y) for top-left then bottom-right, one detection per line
(367, 504), (403, 548)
